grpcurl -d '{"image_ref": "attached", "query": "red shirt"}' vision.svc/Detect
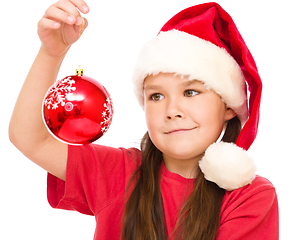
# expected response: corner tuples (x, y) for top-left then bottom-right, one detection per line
(47, 144), (278, 239)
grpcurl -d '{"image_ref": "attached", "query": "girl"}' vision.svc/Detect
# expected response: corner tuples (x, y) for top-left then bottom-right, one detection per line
(9, 0), (278, 239)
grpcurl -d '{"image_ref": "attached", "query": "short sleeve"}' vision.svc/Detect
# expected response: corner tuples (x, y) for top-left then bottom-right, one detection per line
(47, 144), (141, 216)
(217, 176), (279, 240)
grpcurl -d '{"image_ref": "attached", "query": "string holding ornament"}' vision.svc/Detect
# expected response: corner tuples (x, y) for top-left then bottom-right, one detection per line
(79, 17), (84, 38)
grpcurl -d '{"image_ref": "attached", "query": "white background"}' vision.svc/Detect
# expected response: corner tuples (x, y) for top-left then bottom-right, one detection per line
(1, 0), (290, 239)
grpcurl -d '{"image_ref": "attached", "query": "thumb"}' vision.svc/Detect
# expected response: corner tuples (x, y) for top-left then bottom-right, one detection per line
(77, 17), (89, 37)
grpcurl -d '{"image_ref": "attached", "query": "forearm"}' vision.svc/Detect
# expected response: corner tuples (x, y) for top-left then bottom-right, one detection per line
(9, 46), (68, 154)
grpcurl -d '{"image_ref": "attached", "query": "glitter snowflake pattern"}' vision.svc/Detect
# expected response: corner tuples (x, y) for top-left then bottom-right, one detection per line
(101, 97), (113, 133)
(44, 77), (76, 110)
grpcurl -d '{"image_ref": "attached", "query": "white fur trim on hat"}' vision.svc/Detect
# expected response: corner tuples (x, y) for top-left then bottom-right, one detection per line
(132, 30), (248, 123)
(199, 142), (257, 191)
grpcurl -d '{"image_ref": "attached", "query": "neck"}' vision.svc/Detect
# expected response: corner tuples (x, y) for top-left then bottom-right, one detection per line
(162, 153), (203, 179)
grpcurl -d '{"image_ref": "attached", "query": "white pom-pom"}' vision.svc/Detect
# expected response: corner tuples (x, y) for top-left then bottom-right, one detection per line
(199, 142), (257, 191)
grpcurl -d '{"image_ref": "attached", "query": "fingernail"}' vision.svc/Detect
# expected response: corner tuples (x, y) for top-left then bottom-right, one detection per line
(76, 17), (83, 26)
(53, 22), (61, 28)
(82, 5), (89, 12)
(67, 15), (75, 23)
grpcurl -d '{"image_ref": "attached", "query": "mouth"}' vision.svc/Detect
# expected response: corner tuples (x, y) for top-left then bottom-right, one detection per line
(165, 127), (197, 135)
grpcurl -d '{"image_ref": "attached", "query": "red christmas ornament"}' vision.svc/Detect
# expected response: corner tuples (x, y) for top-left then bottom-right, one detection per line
(42, 67), (113, 145)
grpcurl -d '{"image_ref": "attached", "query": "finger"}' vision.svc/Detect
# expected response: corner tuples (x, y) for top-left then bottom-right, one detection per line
(71, 17), (88, 38)
(78, 17), (89, 35)
(38, 17), (61, 32)
(44, 5), (77, 25)
(68, 0), (90, 14)
(54, 0), (82, 19)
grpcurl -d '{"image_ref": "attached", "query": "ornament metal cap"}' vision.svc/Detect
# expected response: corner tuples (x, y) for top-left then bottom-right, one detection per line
(76, 65), (83, 76)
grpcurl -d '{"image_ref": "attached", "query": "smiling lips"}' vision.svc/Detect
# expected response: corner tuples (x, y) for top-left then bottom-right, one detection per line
(165, 127), (197, 134)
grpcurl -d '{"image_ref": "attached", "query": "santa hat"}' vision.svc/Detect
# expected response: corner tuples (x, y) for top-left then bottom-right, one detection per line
(132, 2), (261, 191)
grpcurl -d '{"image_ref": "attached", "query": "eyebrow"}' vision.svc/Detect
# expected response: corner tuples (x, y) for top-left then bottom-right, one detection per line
(144, 79), (200, 91)
(143, 85), (161, 91)
(182, 79), (200, 87)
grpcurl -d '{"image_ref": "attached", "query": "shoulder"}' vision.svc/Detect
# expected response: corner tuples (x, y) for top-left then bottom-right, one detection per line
(246, 175), (275, 190)
(223, 175), (276, 203)
(69, 144), (142, 160)
(230, 175), (275, 197)
(67, 144), (142, 171)
(221, 175), (277, 217)
(218, 176), (279, 239)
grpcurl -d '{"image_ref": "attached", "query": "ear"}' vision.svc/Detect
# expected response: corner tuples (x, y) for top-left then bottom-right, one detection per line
(224, 107), (236, 121)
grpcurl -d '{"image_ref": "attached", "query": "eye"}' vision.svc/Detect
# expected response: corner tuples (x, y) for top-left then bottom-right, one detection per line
(184, 89), (199, 97)
(150, 93), (164, 101)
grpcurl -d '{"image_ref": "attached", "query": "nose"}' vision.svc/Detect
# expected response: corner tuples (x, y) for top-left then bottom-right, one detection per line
(167, 114), (183, 120)
(165, 99), (186, 120)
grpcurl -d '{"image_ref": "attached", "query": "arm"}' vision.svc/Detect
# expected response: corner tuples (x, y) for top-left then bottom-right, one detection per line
(9, 0), (89, 181)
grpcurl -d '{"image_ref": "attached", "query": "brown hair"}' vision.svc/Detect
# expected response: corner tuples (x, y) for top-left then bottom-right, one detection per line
(121, 116), (241, 240)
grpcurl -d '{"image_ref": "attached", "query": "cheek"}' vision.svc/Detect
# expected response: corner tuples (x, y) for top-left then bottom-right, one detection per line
(199, 105), (225, 124)
(144, 104), (165, 150)
(195, 98), (226, 135)
(145, 114), (160, 150)
(145, 105), (158, 133)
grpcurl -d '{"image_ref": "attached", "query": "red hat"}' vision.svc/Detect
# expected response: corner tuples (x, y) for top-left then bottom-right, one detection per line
(132, 2), (261, 190)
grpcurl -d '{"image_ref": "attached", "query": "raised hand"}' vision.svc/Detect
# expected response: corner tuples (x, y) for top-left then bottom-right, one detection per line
(37, 0), (89, 57)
